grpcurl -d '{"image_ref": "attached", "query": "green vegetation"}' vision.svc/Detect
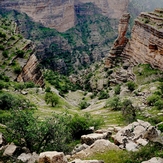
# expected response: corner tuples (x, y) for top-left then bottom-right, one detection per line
(45, 92), (59, 107)
(105, 96), (121, 111)
(79, 100), (90, 109)
(126, 81), (136, 92)
(87, 142), (163, 163)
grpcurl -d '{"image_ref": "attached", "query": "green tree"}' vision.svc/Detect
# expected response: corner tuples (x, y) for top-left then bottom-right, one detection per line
(6, 110), (71, 153)
(121, 99), (137, 123)
(105, 96), (122, 111)
(79, 100), (90, 109)
(45, 92), (59, 107)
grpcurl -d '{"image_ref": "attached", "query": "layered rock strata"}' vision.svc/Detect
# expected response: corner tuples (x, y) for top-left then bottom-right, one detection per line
(105, 13), (130, 68)
(17, 53), (44, 87)
(1, 0), (129, 32)
(123, 9), (163, 70)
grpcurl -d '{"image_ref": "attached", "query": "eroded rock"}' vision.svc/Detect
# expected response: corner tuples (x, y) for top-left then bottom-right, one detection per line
(39, 151), (67, 163)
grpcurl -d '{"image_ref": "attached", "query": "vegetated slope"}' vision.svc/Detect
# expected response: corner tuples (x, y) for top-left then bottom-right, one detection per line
(0, 3), (117, 75)
(0, 17), (44, 86)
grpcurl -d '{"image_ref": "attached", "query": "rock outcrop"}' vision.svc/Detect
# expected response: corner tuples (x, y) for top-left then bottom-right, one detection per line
(17, 53), (44, 87)
(113, 119), (163, 151)
(1, 0), (129, 32)
(39, 151), (67, 163)
(123, 9), (163, 70)
(105, 13), (130, 68)
(141, 157), (163, 163)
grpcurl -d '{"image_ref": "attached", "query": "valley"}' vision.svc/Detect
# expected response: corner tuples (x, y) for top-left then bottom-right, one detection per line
(0, 0), (163, 163)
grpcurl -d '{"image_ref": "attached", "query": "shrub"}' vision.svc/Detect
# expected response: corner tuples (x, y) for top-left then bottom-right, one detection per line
(79, 100), (90, 109)
(0, 45), (4, 50)
(147, 94), (161, 106)
(24, 81), (35, 88)
(105, 96), (122, 111)
(68, 113), (103, 139)
(6, 110), (71, 153)
(45, 92), (59, 107)
(121, 99), (137, 123)
(154, 100), (163, 110)
(16, 50), (24, 58)
(45, 86), (51, 92)
(98, 90), (109, 100)
(14, 66), (21, 74)
(114, 85), (121, 95)
(2, 50), (9, 58)
(157, 123), (163, 132)
(126, 81), (136, 91)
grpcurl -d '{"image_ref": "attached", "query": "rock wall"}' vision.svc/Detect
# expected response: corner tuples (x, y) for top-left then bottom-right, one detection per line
(1, 0), (129, 32)
(123, 9), (163, 70)
(17, 53), (44, 87)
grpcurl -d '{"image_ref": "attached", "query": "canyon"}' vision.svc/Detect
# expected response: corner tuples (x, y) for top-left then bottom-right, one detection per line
(0, 0), (129, 32)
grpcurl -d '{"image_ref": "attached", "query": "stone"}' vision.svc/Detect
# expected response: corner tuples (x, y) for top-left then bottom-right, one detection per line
(39, 151), (67, 163)
(17, 152), (39, 163)
(71, 139), (119, 159)
(3, 143), (17, 156)
(114, 120), (163, 150)
(72, 144), (89, 155)
(69, 159), (104, 163)
(0, 133), (5, 147)
(81, 132), (111, 145)
(142, 157), (163, 163)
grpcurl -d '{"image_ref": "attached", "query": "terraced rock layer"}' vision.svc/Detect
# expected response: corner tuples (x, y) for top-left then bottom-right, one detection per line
(123, 9), (163, 70)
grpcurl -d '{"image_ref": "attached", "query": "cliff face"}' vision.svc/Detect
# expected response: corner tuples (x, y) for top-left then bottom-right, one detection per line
(0, 0), (75, 32)
(123, 9), (163, 70)
(105, 13), (130, 68)
(17, 54), (44, 87)
(1, 0), (129, 32)
(0, 18), (44, 86)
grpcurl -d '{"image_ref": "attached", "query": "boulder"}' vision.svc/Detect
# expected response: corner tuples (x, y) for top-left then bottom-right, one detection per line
(142, 157), (163, 163)
(72, 144), (89, 155)
(114, 120), (163, 151)
(71, 139), (119, 159)
(3, 143), (17, 156)
(0, 133), (5, 147)
(39, 151), (67, 163)
(81, 132), (111, 145)
(17, 152), (39, 163)
(69, 159), (104, 163)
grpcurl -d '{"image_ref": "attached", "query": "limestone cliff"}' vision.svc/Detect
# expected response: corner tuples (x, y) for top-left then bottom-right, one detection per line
(0, 18), (44, 87)
(105, 13), (130, 68)
(17, 53), (44, 87)
(123, 9), (163, 70)
(1, 0), (129, 32)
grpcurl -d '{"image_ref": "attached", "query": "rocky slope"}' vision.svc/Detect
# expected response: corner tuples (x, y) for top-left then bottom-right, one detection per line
(0, 0), (129, 32)
(123, 9), (163, 70)
(0, 17), (44, 86)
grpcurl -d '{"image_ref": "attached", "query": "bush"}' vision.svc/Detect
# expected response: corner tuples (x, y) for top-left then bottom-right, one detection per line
(45, 92), (59, 107)
(6, 110), (71, 153)
(126, 81), (136, 91)
(0, 92), (35, 110)
(45, 86), (51, 92)
(16, 50), (24, 58)
(0, 45), (4, 50)
(147, 94), (161, 106)
(114, 85), (121, 95)
(14, 66), (21, 74)
(79, 100), (90, 109)
(24, 81), (35, 88)
(98, 90), (109, 100)
(121, 99), (137, 123)
(105, 96), (122, 111)
(154, 100), (163, 110)
(2, 50), (9, 58)
(69, 113), (103, 139)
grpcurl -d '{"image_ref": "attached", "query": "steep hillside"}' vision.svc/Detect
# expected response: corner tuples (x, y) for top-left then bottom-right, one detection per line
(0, 17), (44, 86)
(123, 9), (163, 70)
(0, 4), (117, 75)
